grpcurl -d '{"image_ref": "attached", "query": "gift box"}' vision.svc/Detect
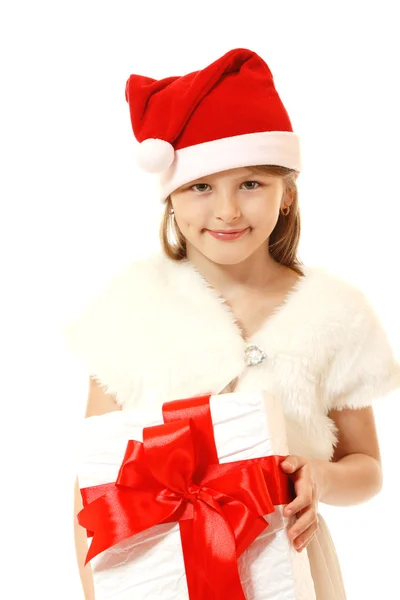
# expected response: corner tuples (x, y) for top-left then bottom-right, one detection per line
(75, 391), (316, 599)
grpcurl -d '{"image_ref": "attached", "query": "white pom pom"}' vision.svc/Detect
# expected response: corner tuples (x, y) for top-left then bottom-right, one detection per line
(135, 138), (175, 173)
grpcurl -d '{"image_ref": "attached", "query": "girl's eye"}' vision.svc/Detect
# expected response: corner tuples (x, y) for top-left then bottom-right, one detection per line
(190, 181), (261, 192)
(191, 183), (211, 192)
(242, 181), (260, 190)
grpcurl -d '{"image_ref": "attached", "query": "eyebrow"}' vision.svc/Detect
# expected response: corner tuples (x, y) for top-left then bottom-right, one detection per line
(242, 167), (272, 177)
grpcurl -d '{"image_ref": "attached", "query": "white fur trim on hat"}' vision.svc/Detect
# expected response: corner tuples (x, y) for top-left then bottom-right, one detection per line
(157, 131), (302, 203)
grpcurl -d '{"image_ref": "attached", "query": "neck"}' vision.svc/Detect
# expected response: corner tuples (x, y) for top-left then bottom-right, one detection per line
(185, 242), (287, 297)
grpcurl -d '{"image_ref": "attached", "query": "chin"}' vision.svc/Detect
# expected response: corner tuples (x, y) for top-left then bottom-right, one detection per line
(210, 256), (248, 266)
(199, 245), (256, 265)
(185, 231), (267, 265)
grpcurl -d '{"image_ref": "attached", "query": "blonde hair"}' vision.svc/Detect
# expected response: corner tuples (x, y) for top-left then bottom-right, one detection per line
(159, 165), (304, 276)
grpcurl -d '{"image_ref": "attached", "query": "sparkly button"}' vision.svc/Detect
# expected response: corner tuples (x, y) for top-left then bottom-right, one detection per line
(244, 344), (267, 367)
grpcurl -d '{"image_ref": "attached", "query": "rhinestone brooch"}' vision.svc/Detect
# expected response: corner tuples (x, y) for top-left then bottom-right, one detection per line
(244, 344), (267, 367)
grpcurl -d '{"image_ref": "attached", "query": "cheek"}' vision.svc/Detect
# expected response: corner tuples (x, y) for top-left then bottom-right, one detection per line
(246, 204), (279, 226)
(176, 205), (208, 230)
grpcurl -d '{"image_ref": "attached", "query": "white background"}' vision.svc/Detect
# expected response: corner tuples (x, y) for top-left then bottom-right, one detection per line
(1, 1), (399, 598)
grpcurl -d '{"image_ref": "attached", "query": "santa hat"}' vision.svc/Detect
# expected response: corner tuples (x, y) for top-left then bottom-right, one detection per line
(125, 48), (301, 203)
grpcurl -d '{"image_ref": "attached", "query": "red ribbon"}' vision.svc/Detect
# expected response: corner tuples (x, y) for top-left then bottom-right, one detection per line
(78, 394), (294, 600)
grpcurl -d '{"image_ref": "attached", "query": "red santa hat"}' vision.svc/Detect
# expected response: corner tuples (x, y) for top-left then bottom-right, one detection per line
(125, 48), (302, 203)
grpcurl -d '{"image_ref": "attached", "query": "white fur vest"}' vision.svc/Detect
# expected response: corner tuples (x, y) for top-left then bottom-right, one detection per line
(64, 252), (400, 462)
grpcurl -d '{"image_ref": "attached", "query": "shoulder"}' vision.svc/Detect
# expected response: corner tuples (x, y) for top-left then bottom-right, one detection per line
(280, 264), (389, 370)
(62, 251), (173, 406)
(62, 251), (190, 362)
(300, 264), (378, 333)
(64, 251), (170, 327)
(306, 267), (400, 410)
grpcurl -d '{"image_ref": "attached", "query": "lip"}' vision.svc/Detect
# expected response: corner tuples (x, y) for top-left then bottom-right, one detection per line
(206, 227), (250, 241)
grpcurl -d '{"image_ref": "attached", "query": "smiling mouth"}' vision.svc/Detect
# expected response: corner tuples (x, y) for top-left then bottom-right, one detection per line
(208, 228), (249, 234)
(205, 227), (250, 240)
(206, 226), (250, 233)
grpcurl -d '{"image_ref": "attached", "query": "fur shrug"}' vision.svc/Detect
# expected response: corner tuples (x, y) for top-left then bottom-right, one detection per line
(64, 252), (400, 461)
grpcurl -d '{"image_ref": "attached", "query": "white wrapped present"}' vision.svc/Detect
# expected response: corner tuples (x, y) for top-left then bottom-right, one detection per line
(75, 391), (316, 599)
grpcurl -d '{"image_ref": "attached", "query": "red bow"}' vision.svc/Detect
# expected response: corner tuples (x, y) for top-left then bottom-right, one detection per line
(78, 395), (294, 600)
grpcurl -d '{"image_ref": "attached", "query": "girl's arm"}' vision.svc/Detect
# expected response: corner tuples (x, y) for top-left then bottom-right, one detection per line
(73, 377), (122, 600)
(74, 476), (95, 600)
(316, 406), (383, 506)
(281, 406), (384, 550)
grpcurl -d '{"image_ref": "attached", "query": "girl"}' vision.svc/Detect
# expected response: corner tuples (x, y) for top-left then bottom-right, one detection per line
(67, 48), (400, 599)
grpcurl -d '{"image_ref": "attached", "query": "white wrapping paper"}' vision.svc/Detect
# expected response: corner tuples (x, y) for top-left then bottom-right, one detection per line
(76, 391), (316, 599)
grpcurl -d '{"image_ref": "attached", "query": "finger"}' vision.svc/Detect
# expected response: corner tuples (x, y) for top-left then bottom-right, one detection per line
(284, 486), (313, 516)
(292, 520), (319, 552)
(280, 455), (303, 473)
(280, 455), (309, 477)
(288, 510), (318, 546)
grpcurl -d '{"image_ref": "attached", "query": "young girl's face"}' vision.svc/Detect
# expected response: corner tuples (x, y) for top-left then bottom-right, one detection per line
(170, 166), (290, 265)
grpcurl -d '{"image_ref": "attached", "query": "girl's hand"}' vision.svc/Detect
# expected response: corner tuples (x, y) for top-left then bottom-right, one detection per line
(280, 455), (325, 552)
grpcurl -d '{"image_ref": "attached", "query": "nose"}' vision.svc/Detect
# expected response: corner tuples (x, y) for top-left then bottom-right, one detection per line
(213, 189), (241, 222)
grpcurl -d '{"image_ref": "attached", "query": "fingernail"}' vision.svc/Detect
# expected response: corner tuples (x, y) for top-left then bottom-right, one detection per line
(282, 461), (291, 468)
(295, 541), (304, 550)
